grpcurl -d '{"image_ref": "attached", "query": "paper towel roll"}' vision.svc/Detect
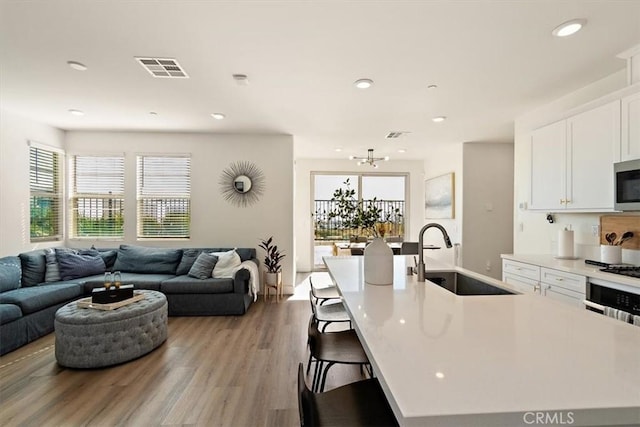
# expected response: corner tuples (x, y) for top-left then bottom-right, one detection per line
(558, 229), (574, 258)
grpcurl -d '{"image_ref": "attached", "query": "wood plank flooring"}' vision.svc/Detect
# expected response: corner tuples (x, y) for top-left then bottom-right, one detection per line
(0, 274), (364, 427)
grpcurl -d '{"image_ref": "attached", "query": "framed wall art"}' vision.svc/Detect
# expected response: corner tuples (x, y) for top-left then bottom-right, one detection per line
(424, 172), (454, 219)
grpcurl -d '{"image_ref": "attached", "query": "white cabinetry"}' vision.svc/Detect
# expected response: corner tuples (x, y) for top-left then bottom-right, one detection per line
(621, 91), (640, 161)
(539, 267), (586, 308)
(530, 100), (621, 211)
(502, 259), (541, 294)
(530, 121), (565, 210)
(502, 259), (587, 308)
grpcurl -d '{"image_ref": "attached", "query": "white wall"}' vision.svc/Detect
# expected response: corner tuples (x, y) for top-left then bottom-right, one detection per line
(423, 143), (463, 266)
(64, 131), (295, 289)
(295, 158), (424, 272)
(462, 143), (514, 279)
(0, 109), (66, 256)
(514, 69), (640, 265)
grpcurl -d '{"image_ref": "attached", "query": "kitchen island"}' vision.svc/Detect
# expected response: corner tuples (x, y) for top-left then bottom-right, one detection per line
(324, 255), (640, 427)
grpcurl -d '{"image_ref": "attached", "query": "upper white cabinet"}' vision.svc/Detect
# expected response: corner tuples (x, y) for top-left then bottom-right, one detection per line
(530, 100), (620, 211)
(530, 120), (566, 210)
(621, 91), (640, 161)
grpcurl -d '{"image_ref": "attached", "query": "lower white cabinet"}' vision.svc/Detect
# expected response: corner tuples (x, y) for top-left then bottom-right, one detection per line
(502, 260), (586, 308)
(539, 267), (586, 308)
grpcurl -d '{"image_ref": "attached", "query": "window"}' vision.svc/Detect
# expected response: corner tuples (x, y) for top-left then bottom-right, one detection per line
(137, 155), (191, 238)
(30, 145), (62, 241)
(70, 155), (125, 238)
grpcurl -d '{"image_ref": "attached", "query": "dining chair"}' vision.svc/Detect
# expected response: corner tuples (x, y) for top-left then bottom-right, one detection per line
(297, 363), (399, 426)
(307, 314), (371, 392)
(309, 276), (340, 305)
(400, 241), (419, 254)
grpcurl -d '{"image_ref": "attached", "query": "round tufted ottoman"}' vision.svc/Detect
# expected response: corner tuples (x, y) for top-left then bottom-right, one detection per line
(55, 290), (168, 368)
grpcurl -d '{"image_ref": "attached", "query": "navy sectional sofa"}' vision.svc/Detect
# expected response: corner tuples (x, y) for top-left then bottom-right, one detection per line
(0, 245), (258, 356)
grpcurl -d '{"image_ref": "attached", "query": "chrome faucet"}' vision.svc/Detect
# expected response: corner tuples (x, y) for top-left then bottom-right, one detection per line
(417, 223), (453, 282)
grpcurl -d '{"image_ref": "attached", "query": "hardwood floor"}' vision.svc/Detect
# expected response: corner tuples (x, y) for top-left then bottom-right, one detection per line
(0, 274), (364, 427)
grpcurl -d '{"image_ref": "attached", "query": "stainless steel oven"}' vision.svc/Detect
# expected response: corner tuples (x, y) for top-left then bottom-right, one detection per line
(585, 277), (640, 321)
(614, 159), (640, 211)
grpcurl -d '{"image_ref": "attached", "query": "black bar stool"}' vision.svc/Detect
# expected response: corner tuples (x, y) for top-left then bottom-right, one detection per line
(297, 362), (399, 427)
(307, 314), (370, 392)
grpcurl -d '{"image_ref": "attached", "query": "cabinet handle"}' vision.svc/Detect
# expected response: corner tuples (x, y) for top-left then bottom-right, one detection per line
(555, 278), (563, 281)
(533, 284), (540, 293)
(565, 199), (571, 204)
(560, 199), (565, 204)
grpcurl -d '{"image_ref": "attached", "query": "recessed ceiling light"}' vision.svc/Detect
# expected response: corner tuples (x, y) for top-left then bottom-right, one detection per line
(432, 116), (446, 123)
(334, 148), (343, 152)
(68, 109), (84, 116)
(398, 149), (407, 153)
(427, 84), (438, 90)
(354, 78), (373, 89)
(232, 74), (249, 85)
(211, 113), (226, 120)
(552, 19), (586, 37)
(67, 61), (87, 71)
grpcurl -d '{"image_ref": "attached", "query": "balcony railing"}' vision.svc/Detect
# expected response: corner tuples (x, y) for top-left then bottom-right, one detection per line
(313, 199), (404, 240)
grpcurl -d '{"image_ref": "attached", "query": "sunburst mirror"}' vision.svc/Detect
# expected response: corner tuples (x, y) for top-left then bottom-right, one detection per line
(219, 161), (265, 207)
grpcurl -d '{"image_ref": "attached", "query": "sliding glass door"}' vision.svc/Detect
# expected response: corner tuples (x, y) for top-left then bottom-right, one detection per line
(312, 173), (407, 269)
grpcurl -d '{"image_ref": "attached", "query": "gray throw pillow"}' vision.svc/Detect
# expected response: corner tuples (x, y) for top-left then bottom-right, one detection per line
(56, 249), (106, 281)
(188, 253), (219, 279)
(177, 249), (202, 276)
(44, 248), (61, 282)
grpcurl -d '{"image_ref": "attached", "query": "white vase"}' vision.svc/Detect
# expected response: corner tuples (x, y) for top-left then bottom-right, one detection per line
(364, 237), (393, 285)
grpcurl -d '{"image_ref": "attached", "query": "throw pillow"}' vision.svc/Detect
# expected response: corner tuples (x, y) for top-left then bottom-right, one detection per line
(56, 249), (106, 281)
(177, 249), (202, 276)
(0, 256), (22, 292)
(188, 253), (219, 279)
(91, 246), (118, 270)
(44, 248), (61, 282)
(212, 249), (241, 278)
(113, 244), (182, 274)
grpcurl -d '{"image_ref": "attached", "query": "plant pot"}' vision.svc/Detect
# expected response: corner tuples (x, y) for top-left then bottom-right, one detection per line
(265, 272), (281, 286)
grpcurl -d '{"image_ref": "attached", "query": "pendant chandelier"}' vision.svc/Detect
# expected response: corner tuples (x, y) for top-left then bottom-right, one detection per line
(349, 149), (389, 168)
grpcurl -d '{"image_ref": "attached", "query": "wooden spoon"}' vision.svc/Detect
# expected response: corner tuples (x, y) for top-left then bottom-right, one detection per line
(605, 232), (617, 245)
(615, 231), (634, 246)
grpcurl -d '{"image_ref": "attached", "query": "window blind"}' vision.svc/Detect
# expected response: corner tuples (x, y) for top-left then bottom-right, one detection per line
(137, 155), (191, 238)
(70, 155), (125, 238)
(30, 146), (62, 241)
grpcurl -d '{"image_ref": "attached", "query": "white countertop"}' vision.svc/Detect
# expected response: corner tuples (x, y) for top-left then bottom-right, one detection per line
(501, 253), (640, 289)
(324, 255), (640, 427)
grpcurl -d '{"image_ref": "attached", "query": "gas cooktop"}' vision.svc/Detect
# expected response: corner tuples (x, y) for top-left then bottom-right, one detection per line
(600, 266), (640, 279)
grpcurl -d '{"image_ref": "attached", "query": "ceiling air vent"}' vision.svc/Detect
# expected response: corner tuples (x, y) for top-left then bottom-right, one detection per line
(135, 57), (189, 78)
(385, 132), (405, 139)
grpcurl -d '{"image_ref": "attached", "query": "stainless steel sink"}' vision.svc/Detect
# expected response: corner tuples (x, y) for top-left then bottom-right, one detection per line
(424, 271), (515, 296)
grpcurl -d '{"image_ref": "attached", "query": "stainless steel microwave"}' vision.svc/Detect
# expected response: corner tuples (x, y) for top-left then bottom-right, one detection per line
(614, 159), (640, 211)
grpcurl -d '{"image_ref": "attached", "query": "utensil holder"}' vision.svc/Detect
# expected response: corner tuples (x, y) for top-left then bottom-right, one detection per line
(600, 245), (622, 264)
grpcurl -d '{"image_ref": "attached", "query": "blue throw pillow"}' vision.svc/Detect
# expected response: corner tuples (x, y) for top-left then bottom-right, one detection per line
(56, 249), (106, 281)
(188, 253), (218, 279)
(113, 245), (182, 274)
(18, 250), (47, 286)
(0, 256), (22, 292)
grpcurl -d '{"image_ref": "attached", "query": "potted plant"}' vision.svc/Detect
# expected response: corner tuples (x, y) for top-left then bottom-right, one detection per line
(258, 236), (286, 286)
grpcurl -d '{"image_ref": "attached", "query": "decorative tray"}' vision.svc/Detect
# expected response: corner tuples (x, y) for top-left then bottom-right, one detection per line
(76, 292), (145, 311)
